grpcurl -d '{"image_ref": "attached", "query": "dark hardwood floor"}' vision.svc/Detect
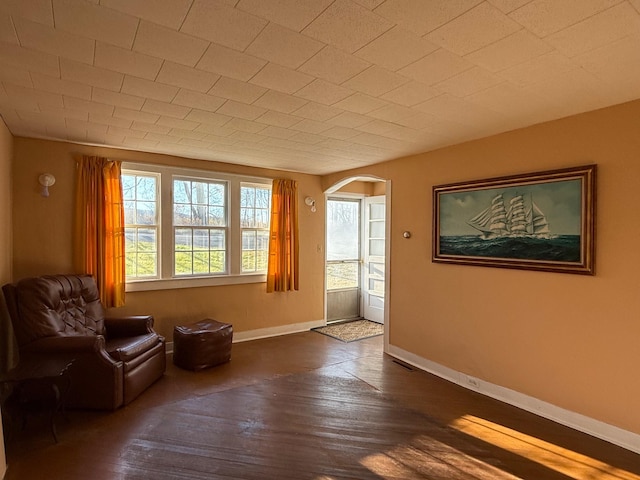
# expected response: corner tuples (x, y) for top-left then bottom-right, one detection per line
(3, 332), (639, 479)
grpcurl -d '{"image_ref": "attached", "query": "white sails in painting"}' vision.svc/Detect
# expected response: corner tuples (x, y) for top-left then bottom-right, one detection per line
(468, 193), (551, 239)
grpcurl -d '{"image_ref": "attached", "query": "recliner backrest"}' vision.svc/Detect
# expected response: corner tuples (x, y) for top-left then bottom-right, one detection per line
(4, 274), (106, 347)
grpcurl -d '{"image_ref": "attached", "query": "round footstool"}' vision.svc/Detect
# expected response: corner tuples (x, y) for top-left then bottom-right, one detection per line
(173, 319), (233, 371)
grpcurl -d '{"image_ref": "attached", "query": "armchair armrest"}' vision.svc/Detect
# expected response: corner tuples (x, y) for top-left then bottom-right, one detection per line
(22, 335), (106, 354)
(21, 335), (121, 369)
(105, 315), (155, 338)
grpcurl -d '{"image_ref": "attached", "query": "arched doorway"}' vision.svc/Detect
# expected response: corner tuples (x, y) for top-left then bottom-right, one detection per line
(324, 176), (390, 352)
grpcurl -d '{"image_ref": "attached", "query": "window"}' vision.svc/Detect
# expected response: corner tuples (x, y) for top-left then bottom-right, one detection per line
(122, 164), (271, 290)
(123, 173), (159, 278)
(240, 184), (271, 273)
(173, 178), (227, 276)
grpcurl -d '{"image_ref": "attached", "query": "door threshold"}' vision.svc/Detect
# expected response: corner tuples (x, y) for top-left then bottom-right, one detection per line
(327, 317), (363, 325)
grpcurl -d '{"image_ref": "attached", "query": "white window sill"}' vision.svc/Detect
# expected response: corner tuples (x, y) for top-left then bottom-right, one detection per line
(126, 274), (267, 292)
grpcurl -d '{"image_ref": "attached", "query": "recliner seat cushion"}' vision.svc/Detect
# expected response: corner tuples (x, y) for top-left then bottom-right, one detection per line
(106, 333), (160, 362)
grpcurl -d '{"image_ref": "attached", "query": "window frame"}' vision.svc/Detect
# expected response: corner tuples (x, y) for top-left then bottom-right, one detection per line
(122, 162), (271, 292)
(240, 182), (272, 274)
(122, 170), (161, 280)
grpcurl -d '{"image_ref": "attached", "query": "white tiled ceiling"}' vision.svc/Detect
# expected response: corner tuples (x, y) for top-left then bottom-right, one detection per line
(1, 0), (640, 175)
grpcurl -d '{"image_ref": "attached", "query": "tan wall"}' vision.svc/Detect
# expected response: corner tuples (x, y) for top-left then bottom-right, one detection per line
(336, 180), (375, 196)
(323, 99), (640, 436)
(0, 118), (12, 480)
(12, 138), (325, 340)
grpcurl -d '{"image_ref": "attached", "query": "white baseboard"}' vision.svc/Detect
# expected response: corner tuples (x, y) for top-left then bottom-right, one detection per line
(387, 344), (640, 455)
(165, 319), (326, 354)
(233, 319), (325, 343)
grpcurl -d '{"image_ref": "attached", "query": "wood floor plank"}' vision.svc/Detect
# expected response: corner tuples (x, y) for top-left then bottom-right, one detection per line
(3, 332), (639, 479)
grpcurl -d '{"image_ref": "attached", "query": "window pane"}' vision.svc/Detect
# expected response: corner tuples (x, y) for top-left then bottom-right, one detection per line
(370, 239), (384, 256)
(191, 182), (208, 204)
(256, 250), (268, 271)
(122, 175), (136, 200)
(370, 203), (385, 220)
(123, 172), (159, 280)
(242, 251), (254, 271)
(326, 262), (359, 290)
(138, 229), (156, 251)
(175, 228), (192, 249)
(210, 251), (225, 273)
(193, 229), (209, 249)
(173, 180), (190, 203)
(210, 230), (225, 249)
(173, 204), (190, 226)
(192, 205), (206, 226)
(208, 183), (225, 205)
(327, 200), (359, 261)
(240, 207), (255, 228)
(136, 201), (156, 225)
(257, 231), (269, 250)
(240, 184), (271, 273)
(193, 252), (209, 273)
(136, 253), (157, 276)
(175, 252), (192, 275)
(242, 230), (256, 250)
(137, 176), (156, 201)
(369, 221), (384, 238)
(241, 187), (255, 207)
(207, 206), (225, 226)
(256, 188), (270, 208)
(124, 201), (136, 225)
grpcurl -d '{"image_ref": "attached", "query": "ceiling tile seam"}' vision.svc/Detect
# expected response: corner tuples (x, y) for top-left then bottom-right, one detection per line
(452, 23), (526, 59)
(237, 16), (271, 56)
(7, 14), (19, 45)
(531, 3), (639, 61)
(295, 45), (372, 86)
(505, 0), (628, 39)
(176, 0), (198, 32)
(411, 0), (485, 37)
(291, 0), (336, 34)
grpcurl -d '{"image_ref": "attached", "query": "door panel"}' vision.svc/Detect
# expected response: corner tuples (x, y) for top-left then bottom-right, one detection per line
(363, 196), (385, 324)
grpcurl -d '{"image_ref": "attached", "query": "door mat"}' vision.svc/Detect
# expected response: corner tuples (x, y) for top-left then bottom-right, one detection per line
(312, 319), (383, 343)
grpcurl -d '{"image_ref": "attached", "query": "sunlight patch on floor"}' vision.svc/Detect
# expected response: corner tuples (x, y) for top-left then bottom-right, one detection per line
(451, 415), (639, 480)
(360, 434), (521, 479)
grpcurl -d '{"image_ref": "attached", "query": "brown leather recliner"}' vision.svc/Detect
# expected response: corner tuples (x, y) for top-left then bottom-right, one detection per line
(2, 274), (166, 410)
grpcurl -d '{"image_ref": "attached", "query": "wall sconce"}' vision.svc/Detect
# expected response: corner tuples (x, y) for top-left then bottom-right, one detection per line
(304, 196), (316, 213)
(38, 173), (56, 197)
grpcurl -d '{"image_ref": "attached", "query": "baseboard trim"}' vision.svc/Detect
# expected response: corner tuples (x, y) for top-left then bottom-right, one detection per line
(232, 319), (326, 343)
(164, 320), (325, 355)
(387, 344), (640, 455)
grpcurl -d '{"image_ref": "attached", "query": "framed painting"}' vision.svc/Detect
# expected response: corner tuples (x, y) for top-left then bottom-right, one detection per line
(432, 165), (596, 275)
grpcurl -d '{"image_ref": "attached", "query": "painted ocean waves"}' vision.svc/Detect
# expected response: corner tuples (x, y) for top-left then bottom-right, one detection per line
(438, 235), (581, 262)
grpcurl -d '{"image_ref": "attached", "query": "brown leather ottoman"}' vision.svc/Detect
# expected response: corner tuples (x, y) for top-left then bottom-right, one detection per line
(173, 319), (233, 371)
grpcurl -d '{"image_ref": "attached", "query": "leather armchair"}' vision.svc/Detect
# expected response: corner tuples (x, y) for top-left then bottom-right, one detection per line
(2, 274), (166, 410)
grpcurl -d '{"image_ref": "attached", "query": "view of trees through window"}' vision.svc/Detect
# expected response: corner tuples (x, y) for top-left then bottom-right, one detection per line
(173, 178), (227, 276)
(241, 185), (271, 273)
(123, 168), (271, 282)
(123, 173), (159, 278)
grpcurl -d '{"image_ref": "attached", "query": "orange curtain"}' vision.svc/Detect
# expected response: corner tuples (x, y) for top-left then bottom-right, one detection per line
(75, 156), (126, 307)
(266, 179), (299, 293)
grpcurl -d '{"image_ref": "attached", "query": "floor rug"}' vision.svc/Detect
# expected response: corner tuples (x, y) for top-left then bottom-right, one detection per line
(313, 319), (383, 342)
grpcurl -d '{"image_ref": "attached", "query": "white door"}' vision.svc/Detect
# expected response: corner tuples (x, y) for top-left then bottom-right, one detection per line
(363, 196), (385, 324)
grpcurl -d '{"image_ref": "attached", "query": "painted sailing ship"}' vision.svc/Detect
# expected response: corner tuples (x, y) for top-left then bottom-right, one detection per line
(468, 193), (551, 239)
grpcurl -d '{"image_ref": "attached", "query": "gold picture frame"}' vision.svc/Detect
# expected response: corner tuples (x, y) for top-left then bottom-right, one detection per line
(433, 165), (596, 275)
